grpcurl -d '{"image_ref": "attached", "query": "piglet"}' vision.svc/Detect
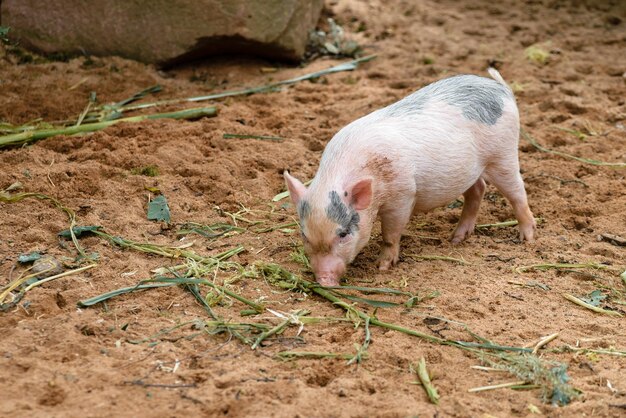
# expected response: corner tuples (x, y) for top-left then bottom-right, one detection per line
(285, 68), (535, 286)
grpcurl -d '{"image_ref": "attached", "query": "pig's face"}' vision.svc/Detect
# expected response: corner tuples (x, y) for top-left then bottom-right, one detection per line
(284, 171), (373, 286)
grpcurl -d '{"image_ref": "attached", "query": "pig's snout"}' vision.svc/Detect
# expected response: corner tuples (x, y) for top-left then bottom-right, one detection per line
(311, 254), (345, 287)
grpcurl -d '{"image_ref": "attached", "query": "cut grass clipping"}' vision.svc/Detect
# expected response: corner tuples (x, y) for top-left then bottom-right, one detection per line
(0, 107), (217, 149)
(114, 55), (377, 113)
(53, 221), (579, 406)
(0, 55), (375, 149)
(412, 357), (440, 405)
(522, 129), (626, 169)
(254, 262), (579, 405)
(0, 186), (89, 260)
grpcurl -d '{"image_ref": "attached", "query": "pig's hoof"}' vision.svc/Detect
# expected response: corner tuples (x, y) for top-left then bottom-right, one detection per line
(451, 235), (465, 245)
(377, 253), (399, 271)
(519, 221), (537, 242)
(451, 226), (473, 244)
(520, 229), (535, 243)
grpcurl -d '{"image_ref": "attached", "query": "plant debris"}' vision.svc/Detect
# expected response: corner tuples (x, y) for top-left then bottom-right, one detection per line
(307, 18), (362, 59)
(413, 357), (440, 405)
(147, 195), (171, 223)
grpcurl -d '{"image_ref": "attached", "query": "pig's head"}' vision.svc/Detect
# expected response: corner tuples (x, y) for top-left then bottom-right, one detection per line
(284, 171), (374, 286)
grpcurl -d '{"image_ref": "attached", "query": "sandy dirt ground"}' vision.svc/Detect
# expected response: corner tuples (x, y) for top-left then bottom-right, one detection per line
(1, 0), (625, 417)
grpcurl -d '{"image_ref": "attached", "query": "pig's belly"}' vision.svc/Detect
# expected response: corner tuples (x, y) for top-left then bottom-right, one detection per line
(410, 162), (484, 212)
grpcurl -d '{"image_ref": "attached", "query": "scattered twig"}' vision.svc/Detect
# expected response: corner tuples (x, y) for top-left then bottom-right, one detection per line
(532, 333), (560, 355)
(471, 366), (507, 372)
(598, 233), (626, 247)
(223, 133), (284, 142)
(552, 345), (626, 357)
(468, 380), (528, 392)
(275, 351), (357, 361)
(562, 293), (623, 317)
(115, 55), (377, 113)
(515, 262), (608, 274)
(405, 254), (468, 265)
(522, 129), (626, 168)
(123, 380), (197, 389)
(476, 218), (544, 229)
(23, 264), (96, 292)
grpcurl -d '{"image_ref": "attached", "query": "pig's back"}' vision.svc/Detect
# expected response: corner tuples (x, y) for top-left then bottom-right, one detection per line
(316, 74), (520, 211)
(383, 74), (515, 125)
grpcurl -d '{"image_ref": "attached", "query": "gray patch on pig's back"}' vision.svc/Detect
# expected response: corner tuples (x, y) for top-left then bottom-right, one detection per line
(385, 75), (513, 125)
(326, 191), (360, 235)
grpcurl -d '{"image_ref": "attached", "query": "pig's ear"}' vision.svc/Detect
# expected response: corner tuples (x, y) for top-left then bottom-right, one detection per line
(349, 178), (372, 211)
(284, 171), (307, 206)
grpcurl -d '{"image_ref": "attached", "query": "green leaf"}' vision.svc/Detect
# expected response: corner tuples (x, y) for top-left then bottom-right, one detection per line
(147, 195), (170, 223)
(58, 225), (102, 238)
(325, 285), (412, 296)
(77, 283), (176, 307)
(18, 252), (42, 263)
(0, 26), (9, 42)
(339, 293), (399, 308)
(581, 289), (606, 307)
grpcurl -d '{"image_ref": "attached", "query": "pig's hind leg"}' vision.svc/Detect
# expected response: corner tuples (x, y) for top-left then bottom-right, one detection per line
(451, 178), (486, 244)
(484, 163), (536, 242)
(378, 200), (415, 270)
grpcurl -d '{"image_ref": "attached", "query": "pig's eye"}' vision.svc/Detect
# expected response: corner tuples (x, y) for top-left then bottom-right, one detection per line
(338, 231), (349, 239)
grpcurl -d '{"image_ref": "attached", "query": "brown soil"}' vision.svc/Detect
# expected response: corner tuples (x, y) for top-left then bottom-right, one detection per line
(1, 1), (625, 417)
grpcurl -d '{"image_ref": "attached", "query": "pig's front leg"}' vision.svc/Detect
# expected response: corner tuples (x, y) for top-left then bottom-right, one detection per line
(378, 201), (414, 270)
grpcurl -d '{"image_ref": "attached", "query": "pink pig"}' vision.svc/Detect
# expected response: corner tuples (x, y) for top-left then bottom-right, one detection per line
(285, 69), (535, 286)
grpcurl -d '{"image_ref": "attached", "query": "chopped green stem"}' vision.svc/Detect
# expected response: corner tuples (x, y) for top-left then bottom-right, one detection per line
(150, 277), (264, 313)
(0, 107), (217, 148)
(454, 341), (532, 353)
(347, 316), (371, 365)
(251, 317), (292, 349)
(77, 283), (176, 307)
(415, 357), (440, 405)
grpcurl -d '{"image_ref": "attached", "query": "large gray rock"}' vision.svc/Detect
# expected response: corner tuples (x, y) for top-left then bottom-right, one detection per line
(1, 0), (324, 65)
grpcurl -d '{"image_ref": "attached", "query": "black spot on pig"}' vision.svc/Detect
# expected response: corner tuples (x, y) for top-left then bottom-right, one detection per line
(297, 200), (311, 220)
(326, 191), (360, 236)
(385, 74), (512, 125)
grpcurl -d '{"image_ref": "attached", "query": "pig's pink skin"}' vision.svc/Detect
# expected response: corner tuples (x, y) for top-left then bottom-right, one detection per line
(285, 69), (536, 285)
(310, 254), (345, 287)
